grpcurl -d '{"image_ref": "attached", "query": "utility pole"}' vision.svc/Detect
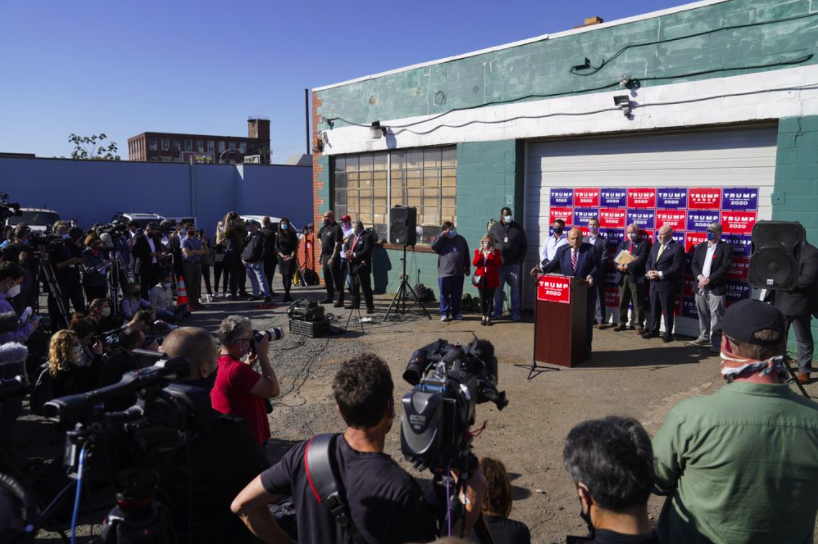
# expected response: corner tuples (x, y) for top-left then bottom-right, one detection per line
(305, 88), (311, 155)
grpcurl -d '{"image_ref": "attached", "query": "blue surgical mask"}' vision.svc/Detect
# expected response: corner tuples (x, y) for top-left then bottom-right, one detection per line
(503, 215), (512, 223)
(281, 224), (288, 231)
(589, 225), (599, 235)
(449, 229), (457, 238)
(707, 232), (718, 242)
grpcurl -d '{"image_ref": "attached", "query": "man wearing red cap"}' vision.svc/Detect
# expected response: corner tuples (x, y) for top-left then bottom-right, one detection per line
(652, 299), (818, 544)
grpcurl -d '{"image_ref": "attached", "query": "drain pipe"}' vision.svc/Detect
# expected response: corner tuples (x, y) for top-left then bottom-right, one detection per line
(189, 157), (197, 224)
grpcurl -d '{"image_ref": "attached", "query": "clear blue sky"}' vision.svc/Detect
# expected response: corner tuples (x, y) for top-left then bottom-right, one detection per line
(0, 0), (686, 162)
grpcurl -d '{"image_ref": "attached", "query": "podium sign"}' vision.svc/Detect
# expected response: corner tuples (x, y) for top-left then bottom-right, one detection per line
(537, 276), (571, 304)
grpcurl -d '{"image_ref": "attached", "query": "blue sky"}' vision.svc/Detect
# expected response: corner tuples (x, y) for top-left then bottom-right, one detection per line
(0, 0), (687, 162)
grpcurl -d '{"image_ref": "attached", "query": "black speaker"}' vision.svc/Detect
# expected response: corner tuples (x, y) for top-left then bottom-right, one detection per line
(748, 221), (806, 290)
(389, 206), (417, 246)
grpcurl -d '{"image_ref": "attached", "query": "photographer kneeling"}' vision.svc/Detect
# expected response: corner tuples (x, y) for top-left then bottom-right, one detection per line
(155, 327), (270, 544)
(231, 353), (487, 544)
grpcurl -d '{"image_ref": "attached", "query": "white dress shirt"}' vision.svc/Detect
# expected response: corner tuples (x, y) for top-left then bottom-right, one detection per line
(147, 236), (157, 264)
(700, 241), (719, 279)
(540, 233), (568, 264)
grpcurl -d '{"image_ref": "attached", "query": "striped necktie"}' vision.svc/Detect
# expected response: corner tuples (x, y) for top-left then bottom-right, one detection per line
(571, 249), (578, 272)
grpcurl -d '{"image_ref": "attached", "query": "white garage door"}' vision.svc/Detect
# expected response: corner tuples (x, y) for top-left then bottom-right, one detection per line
(522, 126), (778, 335)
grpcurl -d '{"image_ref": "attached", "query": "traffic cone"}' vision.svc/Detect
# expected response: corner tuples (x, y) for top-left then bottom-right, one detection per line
(177, 275), (190, 309)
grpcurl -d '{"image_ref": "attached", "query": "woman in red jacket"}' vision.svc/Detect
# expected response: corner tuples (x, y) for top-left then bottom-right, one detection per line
(473, 234), (502, 326)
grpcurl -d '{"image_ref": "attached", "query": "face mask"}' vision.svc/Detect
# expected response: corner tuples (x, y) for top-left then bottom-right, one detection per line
(163, 282), (171, 289)
(73, 345), (82, 357)
(6, 283), (21, 298)
(628, 233), (639, 242)
(62, 234), (70, 240)
(707, 232), (718, 242)
(448, 229), (457, 238)
(503, 215), (512, 223)
(101, 307), (111, 317)
(553, 227), (564, 236)
(483, 241), (490, 247)
(578, 496), (595, 538)
(589, 225), (599, 235)
(281, 224), (288, 231)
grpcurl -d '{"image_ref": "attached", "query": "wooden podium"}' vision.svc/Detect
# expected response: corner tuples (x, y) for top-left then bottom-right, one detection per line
(527, 274), (588, 378)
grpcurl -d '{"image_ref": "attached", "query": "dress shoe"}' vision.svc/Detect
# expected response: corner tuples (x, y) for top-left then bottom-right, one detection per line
(797, 373), (811, 385)
(635, 326), (644, 334)
(263, 296), (273, 303)
(612, 324), (626, 332)
(366, 308), (374, 314)
(320, 297), (334, 304)
(663, 335), (673, 343)
(597, 323), (606, 330)
(642, 331), (659, 339)
(283, 294), (293, 302)
(333, 300), (344, 308)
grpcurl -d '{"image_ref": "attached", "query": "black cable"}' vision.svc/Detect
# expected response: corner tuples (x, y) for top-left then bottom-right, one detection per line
(640, 54), (814, 82)
(569, 12), (818, 76)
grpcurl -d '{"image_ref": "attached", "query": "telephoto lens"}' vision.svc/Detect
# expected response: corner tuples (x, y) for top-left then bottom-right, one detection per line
(253, 327), (285, 346)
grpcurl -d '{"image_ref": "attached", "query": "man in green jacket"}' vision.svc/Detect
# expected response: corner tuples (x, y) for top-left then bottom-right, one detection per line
(653, 299), (818, 544)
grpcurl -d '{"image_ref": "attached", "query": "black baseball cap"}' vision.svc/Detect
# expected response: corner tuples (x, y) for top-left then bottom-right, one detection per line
(714, 300), (785, 346)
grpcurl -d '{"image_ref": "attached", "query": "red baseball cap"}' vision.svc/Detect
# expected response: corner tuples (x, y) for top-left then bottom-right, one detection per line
(341, 215), (351, 222)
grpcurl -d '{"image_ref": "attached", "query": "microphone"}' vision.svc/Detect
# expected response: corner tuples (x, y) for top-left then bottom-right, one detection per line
(0, 342), (29, 369)
(0, 342), (30, 400)
(0, 312), (21, 335)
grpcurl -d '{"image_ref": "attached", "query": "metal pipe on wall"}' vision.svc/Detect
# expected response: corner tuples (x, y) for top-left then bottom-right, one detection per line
(305, 88), (311, 156)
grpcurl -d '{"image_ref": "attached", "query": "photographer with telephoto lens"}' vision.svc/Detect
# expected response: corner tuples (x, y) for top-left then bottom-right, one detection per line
(211, 316), (280, 445)
(232, 353), (487, 544)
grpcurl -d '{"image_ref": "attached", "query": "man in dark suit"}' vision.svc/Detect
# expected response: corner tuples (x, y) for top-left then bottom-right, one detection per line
(583, 217), (608, 329)
(643, 225), (684, 343)
(690, 222), (733, 351)
(540, 227), (600, 358)
(345, 221), (375, 314)
(613, 223), (650, 333)
(132, 222), (164, 299)
(773, 240), (818, 384)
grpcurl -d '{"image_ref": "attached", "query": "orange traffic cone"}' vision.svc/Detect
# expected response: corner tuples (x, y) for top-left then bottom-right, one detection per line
(177, 275), (190, 309)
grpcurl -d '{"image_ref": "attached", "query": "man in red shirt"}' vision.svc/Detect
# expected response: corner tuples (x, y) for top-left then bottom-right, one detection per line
(211, 315), (281, 445)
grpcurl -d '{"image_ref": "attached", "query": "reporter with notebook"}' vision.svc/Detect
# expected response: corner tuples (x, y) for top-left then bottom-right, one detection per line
(612, 224), (650, 334)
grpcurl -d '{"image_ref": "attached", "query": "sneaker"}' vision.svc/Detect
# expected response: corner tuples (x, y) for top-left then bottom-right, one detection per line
(453, 314), (464, 321)
(440, 315), (450, 322)
(689, 338), (711, 347)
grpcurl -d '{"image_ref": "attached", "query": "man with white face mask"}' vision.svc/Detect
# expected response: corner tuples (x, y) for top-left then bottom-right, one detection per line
(0, 262), (38, 344)
(488, 207), (528, 322)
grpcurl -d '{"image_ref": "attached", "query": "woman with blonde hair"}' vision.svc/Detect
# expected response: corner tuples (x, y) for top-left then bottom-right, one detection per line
(472, 234), (502, 326)
(479, 457), (531, 544)
(49, 329), (102, 398)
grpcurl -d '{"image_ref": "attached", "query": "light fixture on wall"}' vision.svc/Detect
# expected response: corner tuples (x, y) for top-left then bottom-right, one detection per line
(370, 121), (387, 140)
(613, 95), (631, 116)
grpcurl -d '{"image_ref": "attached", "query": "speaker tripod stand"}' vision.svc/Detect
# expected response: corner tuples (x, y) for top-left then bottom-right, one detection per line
(383, 244), (431, 321)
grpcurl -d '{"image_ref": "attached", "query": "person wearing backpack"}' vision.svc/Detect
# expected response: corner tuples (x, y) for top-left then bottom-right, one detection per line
(242, 221), (272, 303)
(231, 353), (488, 544)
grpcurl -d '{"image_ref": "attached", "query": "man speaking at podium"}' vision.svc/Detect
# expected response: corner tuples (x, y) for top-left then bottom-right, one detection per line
(532, 228), (600, 359)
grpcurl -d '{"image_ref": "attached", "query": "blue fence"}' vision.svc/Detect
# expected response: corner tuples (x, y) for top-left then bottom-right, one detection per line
(0, 157), (313, 235)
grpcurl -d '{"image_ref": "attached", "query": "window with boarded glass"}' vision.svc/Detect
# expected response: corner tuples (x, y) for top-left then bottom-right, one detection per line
(333, 146), (456, 245)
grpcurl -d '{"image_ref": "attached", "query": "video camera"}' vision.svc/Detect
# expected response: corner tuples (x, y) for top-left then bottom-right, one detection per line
(400, 337), (507, 474)
(0, 192), (22, 222)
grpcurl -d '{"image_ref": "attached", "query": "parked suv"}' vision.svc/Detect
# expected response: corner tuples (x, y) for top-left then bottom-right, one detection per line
(111, 212), (168, 228)
(6, 208), (62, 232)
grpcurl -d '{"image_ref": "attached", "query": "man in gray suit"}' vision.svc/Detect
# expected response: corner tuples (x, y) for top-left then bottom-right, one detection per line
(583, 217), (608, 329)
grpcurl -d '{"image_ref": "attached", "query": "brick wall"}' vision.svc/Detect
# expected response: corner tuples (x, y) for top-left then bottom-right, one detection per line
(772, 115), (818, 354)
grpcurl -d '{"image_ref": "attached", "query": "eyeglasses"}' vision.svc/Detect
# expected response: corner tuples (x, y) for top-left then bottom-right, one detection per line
(234, 337), (253, 344)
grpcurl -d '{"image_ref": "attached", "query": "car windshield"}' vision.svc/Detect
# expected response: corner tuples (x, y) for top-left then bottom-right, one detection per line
(8, 211), (61, 226)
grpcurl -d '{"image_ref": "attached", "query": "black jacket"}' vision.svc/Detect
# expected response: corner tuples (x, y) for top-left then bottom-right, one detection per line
(242, 232), (265, 263)
(260, 227), (277, 264)
(646, 240), (684, 293)
(542, 243), (599, 280)
(488, 221), (528, 265)
(583, 234), (608, 281)
(690, 240), (733, 296)
(132, 233), (159, 275)
(614, 238), (650, 285)
(774, 242), (818, 317)
(348, 230), (374, 276)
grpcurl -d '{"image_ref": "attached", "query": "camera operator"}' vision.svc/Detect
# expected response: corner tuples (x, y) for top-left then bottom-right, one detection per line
(47, 222), (86, 322)
(156, 327), (270, 544)
(81, 234), (110, 301)
(211, 316), (280, 445)
(563, 417), (659, 544)
(1, 225), (38, 313)
(231, 353), (487, 544)
(0, 263), (38, 344)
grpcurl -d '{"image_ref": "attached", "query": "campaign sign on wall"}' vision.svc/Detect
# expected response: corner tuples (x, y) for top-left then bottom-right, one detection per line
(600, 188), (628, 208)
(538, 275), (571, 304)
(657, 188), (688, 209)
(550, 189), (574, 207)
(546, 186), (760, 312)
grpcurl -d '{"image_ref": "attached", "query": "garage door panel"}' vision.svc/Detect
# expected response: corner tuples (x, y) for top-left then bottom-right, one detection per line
(522, 126), (778, 337)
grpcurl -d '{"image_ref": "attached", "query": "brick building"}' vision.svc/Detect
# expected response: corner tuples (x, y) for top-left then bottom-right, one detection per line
(128, 117), (270, 164)
(312, 0), (818, 341)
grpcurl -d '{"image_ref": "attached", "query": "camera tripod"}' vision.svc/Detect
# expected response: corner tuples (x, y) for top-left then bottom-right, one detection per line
(40, 259), (71, 331)
(383, 245), (431, 321)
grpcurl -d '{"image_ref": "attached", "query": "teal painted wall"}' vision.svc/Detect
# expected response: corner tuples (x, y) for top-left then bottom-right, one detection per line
(772, 116), (818, 355)
(317, 155), (331, 214)
(317, 0), (818, 129)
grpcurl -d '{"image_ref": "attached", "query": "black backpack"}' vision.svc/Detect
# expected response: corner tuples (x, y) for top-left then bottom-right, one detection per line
(303, 268), (320, 286)
(413, 284), (435, 302)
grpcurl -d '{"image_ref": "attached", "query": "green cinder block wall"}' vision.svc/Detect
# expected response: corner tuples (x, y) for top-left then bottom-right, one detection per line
(772, 116), (818, 357)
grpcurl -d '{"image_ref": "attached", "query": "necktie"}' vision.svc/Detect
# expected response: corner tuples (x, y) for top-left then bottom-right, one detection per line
(571, 249), (578, 272)
(658, 243), (666, 259)
(628, 242), (634, 254)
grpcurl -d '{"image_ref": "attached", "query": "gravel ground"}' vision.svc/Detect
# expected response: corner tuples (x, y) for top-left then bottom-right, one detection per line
(23, 283), (818, 543)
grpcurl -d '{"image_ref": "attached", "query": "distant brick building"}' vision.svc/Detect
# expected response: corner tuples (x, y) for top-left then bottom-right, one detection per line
(128, 118), (270, 164)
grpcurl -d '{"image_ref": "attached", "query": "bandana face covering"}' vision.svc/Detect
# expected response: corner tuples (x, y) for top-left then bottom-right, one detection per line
(720, 345), (788, 381)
